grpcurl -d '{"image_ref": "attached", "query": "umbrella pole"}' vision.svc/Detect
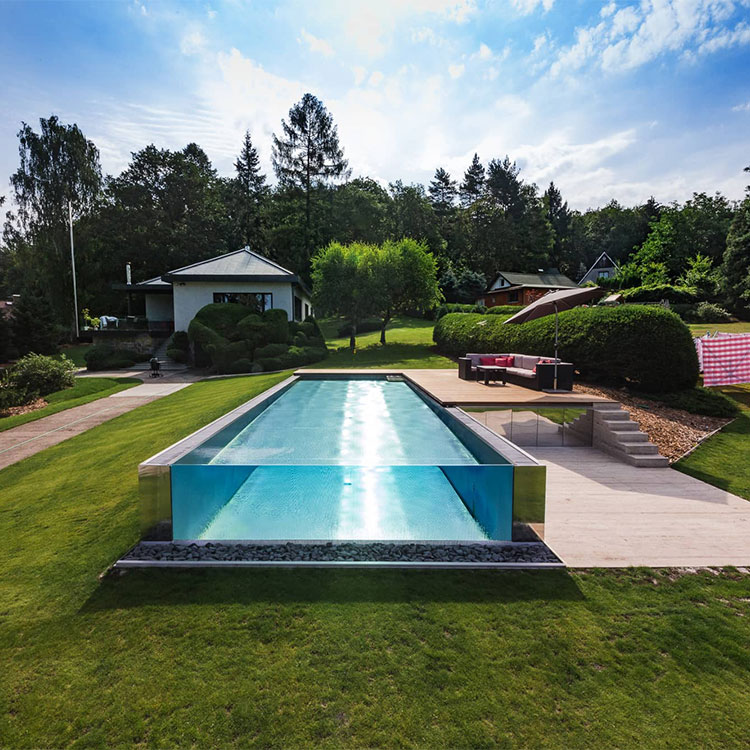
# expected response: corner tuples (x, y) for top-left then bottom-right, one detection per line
(554, 302), (559, 390)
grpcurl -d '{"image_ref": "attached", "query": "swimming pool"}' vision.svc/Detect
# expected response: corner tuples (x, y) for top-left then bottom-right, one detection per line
(138, 375), (546, 543)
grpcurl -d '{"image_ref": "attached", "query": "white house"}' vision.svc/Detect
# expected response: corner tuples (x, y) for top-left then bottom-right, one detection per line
(118, 247), (313, 332)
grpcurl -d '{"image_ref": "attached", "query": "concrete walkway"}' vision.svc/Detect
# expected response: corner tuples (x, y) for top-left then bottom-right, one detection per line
(539, 447), (750, 567)
(0, 373), (197, 471)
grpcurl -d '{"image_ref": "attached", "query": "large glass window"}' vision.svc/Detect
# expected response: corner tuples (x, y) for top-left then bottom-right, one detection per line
(293, 296), (302, 321)
(213, 292), (272, 312)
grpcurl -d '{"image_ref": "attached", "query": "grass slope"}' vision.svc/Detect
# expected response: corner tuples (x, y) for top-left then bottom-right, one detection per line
(687, 321), (750, 336)
(675, 383), (750, 500)
(317, 315), (454, 369)
(0, 376), (140, 433)
(2, 375), (750, 747)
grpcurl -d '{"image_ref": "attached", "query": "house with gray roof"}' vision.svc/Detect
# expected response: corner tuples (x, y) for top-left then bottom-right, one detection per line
(578, 251), (619, 286)
(477, 269), (578, 308)
(117, 247), (313, 332)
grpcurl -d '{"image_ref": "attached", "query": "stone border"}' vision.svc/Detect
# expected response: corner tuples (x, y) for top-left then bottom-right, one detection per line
(116, 540), (563, 569)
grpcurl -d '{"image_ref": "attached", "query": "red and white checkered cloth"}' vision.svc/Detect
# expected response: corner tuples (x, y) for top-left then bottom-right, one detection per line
(702, 334), (750, 386)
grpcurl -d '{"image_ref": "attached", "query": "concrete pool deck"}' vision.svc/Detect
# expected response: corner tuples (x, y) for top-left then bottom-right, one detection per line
(539, 447), (750, 567)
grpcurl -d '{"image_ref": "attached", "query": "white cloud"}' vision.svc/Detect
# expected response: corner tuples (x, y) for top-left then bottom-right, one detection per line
(477, 42), (493, 59)
(207, 8), (216, 20)
(449, 63), (465, 78)
(368, 71), (385, 86)
(510, 0), (555, 15)
(180, 30), (206, 56)
(732, 101), (750, 111)
(549, 0), (750, 77)
(298, 28), (335, 57)
(352, 66), (367, 85)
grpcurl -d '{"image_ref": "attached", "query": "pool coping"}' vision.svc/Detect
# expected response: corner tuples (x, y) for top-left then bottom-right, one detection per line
(114, 559), (565, 570)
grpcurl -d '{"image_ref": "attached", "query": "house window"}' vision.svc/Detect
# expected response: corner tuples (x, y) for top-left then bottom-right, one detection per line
(508, 291), (520, 303)
(304, 302), (310, 319)
(293, 296), (302, 321)
(213, 292), (272, 311)
(597, 271), (610, 279)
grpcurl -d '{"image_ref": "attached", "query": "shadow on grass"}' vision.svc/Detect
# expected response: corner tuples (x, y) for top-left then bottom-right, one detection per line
(81, 567), (584, 612)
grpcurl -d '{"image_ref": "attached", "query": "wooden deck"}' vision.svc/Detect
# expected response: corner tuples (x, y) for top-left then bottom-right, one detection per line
(298, 369), (613, 407)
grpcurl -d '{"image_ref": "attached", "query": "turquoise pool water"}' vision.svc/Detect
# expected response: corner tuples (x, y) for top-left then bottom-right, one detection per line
(171, 379), (514, 541)
(210, 379), (478, 465)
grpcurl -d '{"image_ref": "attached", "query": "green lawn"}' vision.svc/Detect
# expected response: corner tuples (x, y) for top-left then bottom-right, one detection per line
(3, 375), (750, 747)
(687, 321), (750, 336)
(675, 383), (750, 501)
(317, 315), (455, 369)
(0, 376), (140, 432)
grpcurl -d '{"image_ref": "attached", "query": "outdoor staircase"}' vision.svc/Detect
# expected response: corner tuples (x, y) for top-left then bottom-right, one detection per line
(589, 403), (669, 468)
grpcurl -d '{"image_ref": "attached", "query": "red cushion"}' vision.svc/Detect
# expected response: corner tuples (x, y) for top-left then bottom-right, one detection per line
(496, 356), (514, 367)
(479, 356), (497, 365)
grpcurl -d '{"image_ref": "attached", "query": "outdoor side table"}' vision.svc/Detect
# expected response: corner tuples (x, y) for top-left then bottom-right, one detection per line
(476, 365), (507, 386)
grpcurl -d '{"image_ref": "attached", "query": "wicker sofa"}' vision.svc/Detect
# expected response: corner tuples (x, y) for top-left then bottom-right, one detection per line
(458, 352), (575, 391)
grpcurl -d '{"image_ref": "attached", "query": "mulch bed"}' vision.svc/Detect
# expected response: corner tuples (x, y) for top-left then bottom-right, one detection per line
(573, 383), (731, 462)
(0, 398), (47, 419)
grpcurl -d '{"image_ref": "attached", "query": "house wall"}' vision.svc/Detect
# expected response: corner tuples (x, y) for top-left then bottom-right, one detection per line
(145, 294), (174, 323)
(579, 266), (616, 286)
(172, 281), (300, 331)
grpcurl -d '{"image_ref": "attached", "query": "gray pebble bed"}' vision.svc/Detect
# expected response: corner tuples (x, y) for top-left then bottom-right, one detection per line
(121, 541), (562, 565)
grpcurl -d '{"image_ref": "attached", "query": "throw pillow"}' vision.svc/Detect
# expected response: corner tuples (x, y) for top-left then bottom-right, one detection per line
(479, 356), (496, 366)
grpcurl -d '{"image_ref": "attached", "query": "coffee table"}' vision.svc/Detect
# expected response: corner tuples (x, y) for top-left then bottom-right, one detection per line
(476, 365), (507, 386)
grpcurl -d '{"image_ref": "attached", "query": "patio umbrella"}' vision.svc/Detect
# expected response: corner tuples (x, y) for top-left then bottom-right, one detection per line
(503, 286), (605, 390)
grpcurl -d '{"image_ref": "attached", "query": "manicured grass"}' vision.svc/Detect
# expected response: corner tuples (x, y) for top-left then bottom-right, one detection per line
(687, 321), (750, 336)
(675, 383), (750, 501)
(317, 315), (455, 369)
(0, 376), (140, 432)
(3, 375), (750, 746)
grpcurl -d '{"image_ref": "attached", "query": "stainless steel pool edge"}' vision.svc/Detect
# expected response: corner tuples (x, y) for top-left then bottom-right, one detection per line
(114, 559), (565, 570)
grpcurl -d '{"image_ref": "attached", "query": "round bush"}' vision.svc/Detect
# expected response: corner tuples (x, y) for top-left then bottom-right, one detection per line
(434, 305), (699, 392)
(262, 309), (289, 344)
(170, 330), (190, 351)
(7, 353), (76, 396)
(255, 342), (288, 360)
(256, 357), (283, 372)
(226, 358), (254, 374)
(166, 347), (188, 363)
(194, 303), (251, 339)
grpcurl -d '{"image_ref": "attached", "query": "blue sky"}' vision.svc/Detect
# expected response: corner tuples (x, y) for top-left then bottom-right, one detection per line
(1, 0), (749, 209)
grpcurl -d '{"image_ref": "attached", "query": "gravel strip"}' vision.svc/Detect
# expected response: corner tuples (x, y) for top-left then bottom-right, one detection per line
(0, 397), (47, 418)
(574, 383), (731, 462)
(121, 541), (562, 565)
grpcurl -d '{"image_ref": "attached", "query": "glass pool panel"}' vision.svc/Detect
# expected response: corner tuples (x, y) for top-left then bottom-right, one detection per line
(171, 379), (517, 542)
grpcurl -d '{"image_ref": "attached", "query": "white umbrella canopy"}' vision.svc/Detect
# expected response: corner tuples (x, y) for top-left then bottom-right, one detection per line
(502, 286), (605, 391)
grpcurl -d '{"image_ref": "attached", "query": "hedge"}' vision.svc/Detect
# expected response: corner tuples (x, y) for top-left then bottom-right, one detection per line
(434, 303), (487, 320)
(485, 305), (525, 316)
(85, 345), (144, 371)
(619, 285), (699, 304)
(433, 305), (699, 392)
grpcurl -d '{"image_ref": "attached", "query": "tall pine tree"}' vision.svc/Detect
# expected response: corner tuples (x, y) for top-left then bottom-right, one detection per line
(459, 153), (485, 206)
(232, 130), (267, 249)
(720, 194), (750, 315)
(428, 167), (457, 218)
(272, 93), (349, 258)
(543, 181), (572, 271)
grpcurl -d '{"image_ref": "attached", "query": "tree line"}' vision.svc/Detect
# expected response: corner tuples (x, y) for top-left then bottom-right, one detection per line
(1, 93), (750, 336)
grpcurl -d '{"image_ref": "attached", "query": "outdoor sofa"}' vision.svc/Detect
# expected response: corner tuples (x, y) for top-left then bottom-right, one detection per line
(458, 353), (575, 391)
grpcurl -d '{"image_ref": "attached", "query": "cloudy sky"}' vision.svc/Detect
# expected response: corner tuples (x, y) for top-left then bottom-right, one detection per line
(1, 0), (749, 210)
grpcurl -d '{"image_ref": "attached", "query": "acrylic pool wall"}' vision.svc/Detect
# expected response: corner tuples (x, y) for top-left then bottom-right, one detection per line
(138, 375), (547, 544)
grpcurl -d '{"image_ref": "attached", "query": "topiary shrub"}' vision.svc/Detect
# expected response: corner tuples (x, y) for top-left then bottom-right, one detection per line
(254, 342), (289, 360)
(261, 308), (289, 344)
(85, 345), (141, 371)
(166, 347), (188, 363)
(434, 305), (699, 392)
(193, 303), (251, 339)
(170, 331), (190, 351)
(256, 357), (283, 372)
(6, 353), (76, 396)
(226, 358), (254, 374)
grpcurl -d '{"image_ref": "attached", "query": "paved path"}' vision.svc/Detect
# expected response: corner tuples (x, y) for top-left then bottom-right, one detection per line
(0, 375), (196, 471)
(539, 447), (750, 567)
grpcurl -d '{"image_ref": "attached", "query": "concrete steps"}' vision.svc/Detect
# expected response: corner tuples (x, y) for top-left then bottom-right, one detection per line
(592, 403), (669, 468)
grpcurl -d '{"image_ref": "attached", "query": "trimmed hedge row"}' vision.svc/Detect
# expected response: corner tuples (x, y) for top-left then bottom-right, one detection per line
(433, 305), (699, 392)
(619, 285), (699, 304)
(434, 303), (487, 320)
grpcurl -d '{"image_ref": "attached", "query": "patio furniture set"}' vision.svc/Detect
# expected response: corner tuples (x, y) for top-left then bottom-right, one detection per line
(458, 353), (575, 391)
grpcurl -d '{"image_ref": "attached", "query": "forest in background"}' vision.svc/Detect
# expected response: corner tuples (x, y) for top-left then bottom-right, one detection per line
(1, 93), (749, 334)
